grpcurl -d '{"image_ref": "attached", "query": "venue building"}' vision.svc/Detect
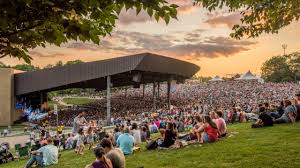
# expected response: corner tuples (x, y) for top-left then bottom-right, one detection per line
(0, 53), (199, 126)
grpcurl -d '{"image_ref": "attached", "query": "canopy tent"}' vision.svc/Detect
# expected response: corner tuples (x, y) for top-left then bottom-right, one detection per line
(235, 71), (264, 82)
(209, 75), (224, 82)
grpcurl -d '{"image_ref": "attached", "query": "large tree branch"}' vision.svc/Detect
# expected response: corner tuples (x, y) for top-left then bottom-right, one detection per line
(0, 53), (9, 59)
(0, 21), (43, 38)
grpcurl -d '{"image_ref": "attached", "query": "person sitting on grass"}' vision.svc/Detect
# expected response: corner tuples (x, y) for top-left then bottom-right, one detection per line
(65, 133), (74, 150)
(85, 147), (112, 168)
(100, 138), (125, 168)
(131, 123), (141, 145)
(195, 115), (218, 143)
(116, 127), (135, 155)
(192, 115), (204, 143)
(86, 127), (95, 150)
(274, 100), (297, 124)
(24, 138), (58, 168)
(158, 122), (177, 148)
(141, 126), (149, 142)
(113, 127), (122, 145)
(149, 120), (158, 133)
(75, 128), (85, 155)
(215, 111), (227, 137)
(252, 105), (273, 128)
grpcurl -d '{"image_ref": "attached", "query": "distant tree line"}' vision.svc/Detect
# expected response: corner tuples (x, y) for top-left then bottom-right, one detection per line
(0, 59), (83, 72)
(261, 52), (300, 83)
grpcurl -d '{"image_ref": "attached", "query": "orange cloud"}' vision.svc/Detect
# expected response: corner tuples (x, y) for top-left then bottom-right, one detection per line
(205, 13), (242, 28)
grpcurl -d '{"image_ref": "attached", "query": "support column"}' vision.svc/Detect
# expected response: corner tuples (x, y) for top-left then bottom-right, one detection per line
(40, 92), (43, 110)
(153, 82), (156, 110)
(167, 80), (171, 110)
(106, 76), (111, 126)
(157, 82), (160, 98)
(142, 84), (145, 99)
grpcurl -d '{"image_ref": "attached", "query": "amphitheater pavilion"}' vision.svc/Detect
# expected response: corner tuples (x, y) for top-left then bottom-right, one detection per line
(0, 53), (200, 126)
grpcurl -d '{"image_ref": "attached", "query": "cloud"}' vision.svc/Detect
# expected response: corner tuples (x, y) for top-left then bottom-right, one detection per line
(99, 30), (257, 59)
(118, 9), (152, 25)
(183, 29), (206, 42)
(167, 36), (257, 59)
(205, 13), (242, 28)
(29, 51), (67, 58)
(65, 40), (113, 51)
(168, 0), (197, 14)
(117, 0), (197, 25)
(33, 29), (256, 61)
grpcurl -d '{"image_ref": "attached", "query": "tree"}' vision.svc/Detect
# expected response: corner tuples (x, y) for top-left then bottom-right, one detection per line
(195, 0), (300, 39)
(55, 61), (63, 67)
(44, 64), (54, 69)
(261, 55), (294, 82)
(13, 64), (39, 72)
(65, 60), (84, 65)
(0, 0), (178, 63)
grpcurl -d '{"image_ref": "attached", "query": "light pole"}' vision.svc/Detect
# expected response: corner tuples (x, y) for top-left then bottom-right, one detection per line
(282, 44), (287, 56)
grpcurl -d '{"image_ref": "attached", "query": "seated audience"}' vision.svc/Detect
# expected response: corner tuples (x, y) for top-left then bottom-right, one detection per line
(192, 115), (204, 142)
(131, 123), (141, 144)
(252, 106), (273, 128)
(25, 138), (58, 168)
(141, 126), (149, 142)
(65, 133), (74, 150)
(158, 122), (177, 148)
(113, 127), (122, 145)
(196, 115), (218, 143)
(215, 111), (227, 137)
(100, 138), (125, 168)
(274, 100), (297, 124)
(116, 127), (135, 155)
(85, 147), (112, 168)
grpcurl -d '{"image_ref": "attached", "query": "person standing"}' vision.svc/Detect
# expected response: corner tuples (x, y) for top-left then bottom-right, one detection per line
(72, 112), (88, 134)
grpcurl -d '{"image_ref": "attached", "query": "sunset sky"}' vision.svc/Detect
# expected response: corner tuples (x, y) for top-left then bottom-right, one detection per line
(1, 0), (300, 77)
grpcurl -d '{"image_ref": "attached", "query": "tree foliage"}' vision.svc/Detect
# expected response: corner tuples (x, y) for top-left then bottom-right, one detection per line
(0, 0), (178, 63)
(0, 59), (84, 71)
(261, 52), (300, 82)
(14, 64), (39, 72)
(194, 0), (300, 39)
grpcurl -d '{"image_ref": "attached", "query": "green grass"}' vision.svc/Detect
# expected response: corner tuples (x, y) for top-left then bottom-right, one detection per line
(2, 123), (300, 168)
(62, 98), (96, 105)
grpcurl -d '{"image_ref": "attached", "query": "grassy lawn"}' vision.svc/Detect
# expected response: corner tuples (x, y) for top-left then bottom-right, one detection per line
(62, 98), (96, 105)
(2, 123), (300, 168)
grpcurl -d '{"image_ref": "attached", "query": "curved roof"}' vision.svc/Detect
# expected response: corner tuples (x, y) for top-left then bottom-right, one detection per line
(14, 53), (200, 95)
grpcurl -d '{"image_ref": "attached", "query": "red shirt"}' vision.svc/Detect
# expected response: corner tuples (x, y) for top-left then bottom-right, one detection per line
(205, 125), (218, 142)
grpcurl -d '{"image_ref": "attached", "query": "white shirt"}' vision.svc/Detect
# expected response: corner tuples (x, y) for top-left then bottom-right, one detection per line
(131, 129), (141, 144)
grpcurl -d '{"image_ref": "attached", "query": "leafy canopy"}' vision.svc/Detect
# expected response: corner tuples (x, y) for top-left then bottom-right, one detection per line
(261, 52), (300, 82)
(0, 0), (178, 63)
(194, 0), (300, 39)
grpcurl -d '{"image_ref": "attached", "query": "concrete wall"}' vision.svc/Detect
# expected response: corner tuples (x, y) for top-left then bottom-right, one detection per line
(0, 68), (14, 126)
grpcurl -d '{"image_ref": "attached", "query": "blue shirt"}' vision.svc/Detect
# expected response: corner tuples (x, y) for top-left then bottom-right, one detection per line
(117, 133), (135, 155)
(37, 144), (58, 166)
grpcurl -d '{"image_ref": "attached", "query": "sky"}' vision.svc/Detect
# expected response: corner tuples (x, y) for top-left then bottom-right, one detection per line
(1, 0), (300, 77)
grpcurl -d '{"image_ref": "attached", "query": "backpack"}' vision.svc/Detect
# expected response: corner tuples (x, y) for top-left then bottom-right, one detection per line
(146, 140), (158, 150)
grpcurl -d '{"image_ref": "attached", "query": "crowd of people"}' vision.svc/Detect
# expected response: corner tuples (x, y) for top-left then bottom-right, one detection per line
(2, 80), (300, 167)
(48, 80), (299, 127)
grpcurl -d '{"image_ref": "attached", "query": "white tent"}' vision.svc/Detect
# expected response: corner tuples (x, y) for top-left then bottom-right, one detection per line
(209, 75), (224, 82)
(236, 71), (264, 82)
